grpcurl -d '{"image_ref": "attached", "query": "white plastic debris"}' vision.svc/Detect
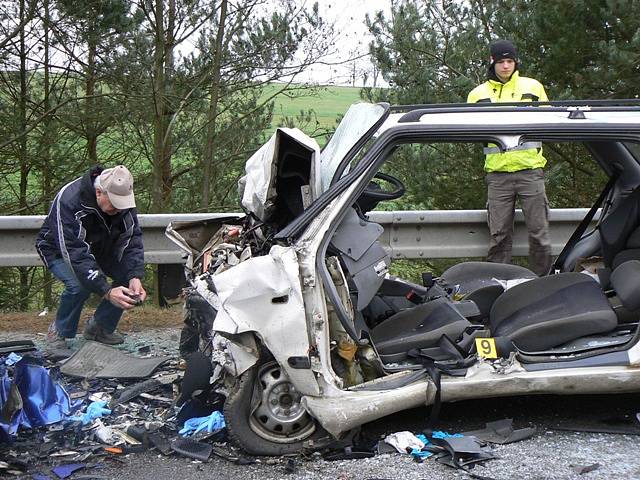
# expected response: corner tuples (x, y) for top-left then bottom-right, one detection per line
(92, 420), (119, 444)
(384, 431), (425, 453)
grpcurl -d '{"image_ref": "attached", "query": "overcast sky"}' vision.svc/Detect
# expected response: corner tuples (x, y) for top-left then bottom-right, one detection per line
(298, 0), (392, 86)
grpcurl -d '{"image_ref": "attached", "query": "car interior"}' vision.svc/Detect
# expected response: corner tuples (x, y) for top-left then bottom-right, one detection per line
(325, 139), (640, 377)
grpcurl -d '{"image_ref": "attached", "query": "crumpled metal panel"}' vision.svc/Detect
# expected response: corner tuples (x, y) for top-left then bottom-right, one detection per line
(197, 246), (320, 396)
(211, 333), (259, 377)
(238, 128), (320, 222)
(304, 362), (640, 437)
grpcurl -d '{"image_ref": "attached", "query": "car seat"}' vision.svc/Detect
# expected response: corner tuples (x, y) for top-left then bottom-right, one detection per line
(489, 272), (619, 351)
(439, 262), (537, 319)
(370, 297), (472, 362)
(441, 185), (640, 315)
(599, 187), (640, 270)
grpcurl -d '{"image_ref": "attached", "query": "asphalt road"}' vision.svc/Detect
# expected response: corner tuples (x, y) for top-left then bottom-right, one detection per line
(83, 393), (640, 480)
(4, 328), (640, 480)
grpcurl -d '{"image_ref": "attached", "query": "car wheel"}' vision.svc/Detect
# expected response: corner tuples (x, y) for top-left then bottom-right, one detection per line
(224, 360), (319, 455)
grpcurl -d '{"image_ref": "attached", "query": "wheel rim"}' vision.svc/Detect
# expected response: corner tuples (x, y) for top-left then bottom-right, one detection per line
(248, 362), (316, 443)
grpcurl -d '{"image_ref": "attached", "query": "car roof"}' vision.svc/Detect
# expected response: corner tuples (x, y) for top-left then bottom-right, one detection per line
(376, 101), (640, 135)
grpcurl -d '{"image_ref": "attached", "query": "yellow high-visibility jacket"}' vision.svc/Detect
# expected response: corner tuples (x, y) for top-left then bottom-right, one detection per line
(467, 71), (549, 173)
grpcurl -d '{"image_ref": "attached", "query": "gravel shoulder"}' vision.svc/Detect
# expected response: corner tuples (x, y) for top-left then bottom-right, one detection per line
(3, 324), (640, 480)
(89, 429), (640, 480)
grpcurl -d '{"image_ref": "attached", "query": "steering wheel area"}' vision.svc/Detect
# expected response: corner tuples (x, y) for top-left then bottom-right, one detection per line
(356, 172), (405, 212)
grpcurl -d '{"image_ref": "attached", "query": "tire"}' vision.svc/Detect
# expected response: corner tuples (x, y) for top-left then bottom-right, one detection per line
(223, 360), (322, 455)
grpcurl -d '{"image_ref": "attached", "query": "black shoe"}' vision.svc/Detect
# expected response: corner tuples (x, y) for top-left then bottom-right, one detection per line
(83, 317), (125, 345)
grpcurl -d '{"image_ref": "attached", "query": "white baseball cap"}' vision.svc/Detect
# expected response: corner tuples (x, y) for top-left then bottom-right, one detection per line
(98, 166), (136, 210)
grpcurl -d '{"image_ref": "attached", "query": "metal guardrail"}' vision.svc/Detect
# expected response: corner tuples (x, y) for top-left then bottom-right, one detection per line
(0, 209), (596, 267)
(368, 209), (598, 260)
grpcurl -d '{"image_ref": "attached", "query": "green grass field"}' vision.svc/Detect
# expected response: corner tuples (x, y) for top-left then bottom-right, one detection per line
(263, 84), (364, 142)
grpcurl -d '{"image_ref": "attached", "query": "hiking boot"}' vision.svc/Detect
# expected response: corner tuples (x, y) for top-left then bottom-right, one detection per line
(83, 317), (125, 345)
(45, 322), (68, 350)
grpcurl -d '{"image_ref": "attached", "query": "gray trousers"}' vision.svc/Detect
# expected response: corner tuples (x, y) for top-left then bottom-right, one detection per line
(486, 168), (552, 276)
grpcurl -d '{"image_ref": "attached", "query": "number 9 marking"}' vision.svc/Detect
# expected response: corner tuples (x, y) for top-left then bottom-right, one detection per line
(475, 337), (498, 359)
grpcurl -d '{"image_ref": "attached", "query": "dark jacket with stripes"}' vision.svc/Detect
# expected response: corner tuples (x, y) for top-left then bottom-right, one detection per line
(35, 166), (144, 297)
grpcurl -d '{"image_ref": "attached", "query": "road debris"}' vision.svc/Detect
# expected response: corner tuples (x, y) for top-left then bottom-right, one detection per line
(170, 436), (213, 461)
(60, 341), (169, 379)
(0, 335), (230, 478)
(571, 462), (601, 475)
(0, 332), (549, 480)
(383, 431), (425, 453)
(178, 411), (225, 437)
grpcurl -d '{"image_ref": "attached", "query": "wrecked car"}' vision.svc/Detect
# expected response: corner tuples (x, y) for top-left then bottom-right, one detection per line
(166, 101), (640, 455)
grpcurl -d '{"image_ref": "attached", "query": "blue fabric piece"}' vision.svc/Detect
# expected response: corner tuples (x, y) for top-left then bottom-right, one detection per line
(432, 430), (463, 439)
(0, 366), (19, 442)
(176, 399), (215, 427)
(13, 360), (74, 428)
(410, 433), (432, 459)
(410, 447), (432, 459)
(178, 411), (225, 437)
(68, 400), (112, 425)
(51, 463), (87, 479)
(5, 353), (22, 366)
(409, 431), (464, 460)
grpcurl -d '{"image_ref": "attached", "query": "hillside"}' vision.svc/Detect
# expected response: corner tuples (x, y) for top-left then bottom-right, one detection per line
(263, 84), (364, 142)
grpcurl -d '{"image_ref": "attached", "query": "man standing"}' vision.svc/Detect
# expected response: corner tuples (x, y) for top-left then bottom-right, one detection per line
(36, 165), (147, 348)
(467, 39), (552, 276)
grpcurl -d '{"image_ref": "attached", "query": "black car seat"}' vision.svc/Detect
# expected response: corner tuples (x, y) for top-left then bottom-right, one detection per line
(440, 185), (640, 315)
(361, 277), (429, 328)
(599, 186), (640, 270)
(489, 272), (617, 351)
(370, 297), (472, 362)
(439, 262), (537, 319)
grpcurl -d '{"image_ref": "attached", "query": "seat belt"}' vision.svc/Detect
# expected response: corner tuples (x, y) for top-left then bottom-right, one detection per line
(551, 172), (619, 274)
(408, 338), (475, 426)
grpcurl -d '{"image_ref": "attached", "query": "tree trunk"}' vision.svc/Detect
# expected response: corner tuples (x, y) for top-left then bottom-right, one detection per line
(151, 0), (176, 306)
(18, 0), (30, 311)
(151, 0), (165, 214)
(162, 0), (175, 207)
(85, 37), (98, 164)
(151, 0), (175, 214)
(201, 0), (228, 210)
(42, 0), (53, 308)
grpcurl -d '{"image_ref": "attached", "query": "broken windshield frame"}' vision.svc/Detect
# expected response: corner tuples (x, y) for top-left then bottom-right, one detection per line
(319, 103), (389, 192)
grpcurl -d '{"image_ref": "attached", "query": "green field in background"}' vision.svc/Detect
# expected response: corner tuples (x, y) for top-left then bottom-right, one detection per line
(263, 84), (363, 142)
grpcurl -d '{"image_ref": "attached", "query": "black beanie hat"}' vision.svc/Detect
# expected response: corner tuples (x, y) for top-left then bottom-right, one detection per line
(490, 40), (518, 64)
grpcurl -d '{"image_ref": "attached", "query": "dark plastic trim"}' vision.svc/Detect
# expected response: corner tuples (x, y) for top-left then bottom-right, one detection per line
(287, 356), (311, 369)
(521, 350), (629, 371)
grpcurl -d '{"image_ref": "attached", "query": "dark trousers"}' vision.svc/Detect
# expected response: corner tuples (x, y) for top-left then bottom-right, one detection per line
(486, 168), (552, 276)
(48, 258), (128, 337)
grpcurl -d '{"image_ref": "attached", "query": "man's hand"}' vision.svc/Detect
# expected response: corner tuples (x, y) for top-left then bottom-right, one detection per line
(128, 278), (147, 302)
(105, 286), (139, 310)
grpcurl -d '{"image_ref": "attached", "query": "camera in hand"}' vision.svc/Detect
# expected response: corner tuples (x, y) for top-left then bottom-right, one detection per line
(124, 291), (143, 306)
